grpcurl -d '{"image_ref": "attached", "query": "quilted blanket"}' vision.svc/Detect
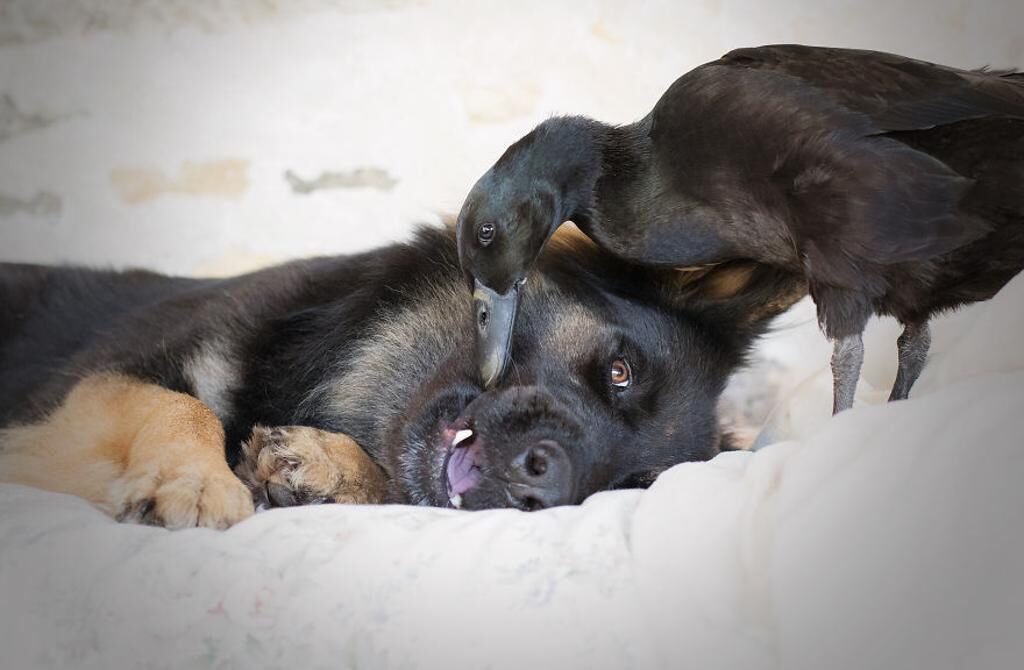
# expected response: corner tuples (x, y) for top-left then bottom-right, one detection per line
(2, 276), (1022, 670)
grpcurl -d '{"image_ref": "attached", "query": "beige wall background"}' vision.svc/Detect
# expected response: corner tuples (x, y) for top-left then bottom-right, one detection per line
(1, 0), (1022, 276)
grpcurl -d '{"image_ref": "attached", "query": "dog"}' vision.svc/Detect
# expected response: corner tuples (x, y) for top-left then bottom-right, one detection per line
(0, 225), (805, 528)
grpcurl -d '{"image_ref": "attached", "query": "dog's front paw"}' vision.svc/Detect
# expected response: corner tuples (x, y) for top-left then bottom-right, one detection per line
(235, 426), (387, 509)
(114, 464), (255, 530)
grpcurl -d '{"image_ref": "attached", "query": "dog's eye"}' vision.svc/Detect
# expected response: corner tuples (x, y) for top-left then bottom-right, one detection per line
(610, 358), (631, 389)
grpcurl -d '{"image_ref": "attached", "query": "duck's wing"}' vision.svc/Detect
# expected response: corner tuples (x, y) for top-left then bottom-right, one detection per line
(644, 48), (998, 289)
(718, 44), (1024, 132)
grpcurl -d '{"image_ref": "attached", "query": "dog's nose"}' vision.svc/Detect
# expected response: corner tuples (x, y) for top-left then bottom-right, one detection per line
(508, 440), (574, 510)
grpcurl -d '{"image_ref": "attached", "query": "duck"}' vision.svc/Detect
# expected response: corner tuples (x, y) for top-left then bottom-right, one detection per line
(456, 44), (1024, 413)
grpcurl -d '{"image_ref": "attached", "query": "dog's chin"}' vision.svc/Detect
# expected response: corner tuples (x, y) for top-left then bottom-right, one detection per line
(389, 382), (482, 508)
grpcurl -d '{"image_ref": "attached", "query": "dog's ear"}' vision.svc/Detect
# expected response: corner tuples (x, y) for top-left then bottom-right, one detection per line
(541, 224), (807, 344)
(654, 261), (807, 325)
(646, 260), (808, 357)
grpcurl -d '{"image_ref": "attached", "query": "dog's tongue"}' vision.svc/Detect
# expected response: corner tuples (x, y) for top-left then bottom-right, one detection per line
(447, 443), (482, 496)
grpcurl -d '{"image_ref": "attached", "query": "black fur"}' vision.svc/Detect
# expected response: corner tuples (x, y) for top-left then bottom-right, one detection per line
(0, 227), (801, 510)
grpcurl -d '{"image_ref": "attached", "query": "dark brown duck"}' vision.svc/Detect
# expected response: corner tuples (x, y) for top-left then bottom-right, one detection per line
(457, 44), (1024, 412)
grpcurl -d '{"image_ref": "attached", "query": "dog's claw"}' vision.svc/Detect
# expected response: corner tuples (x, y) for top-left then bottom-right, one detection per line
(266, 480), (299, 507)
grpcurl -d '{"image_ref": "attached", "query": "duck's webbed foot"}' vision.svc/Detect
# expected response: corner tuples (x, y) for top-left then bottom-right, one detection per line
(888, 322), (931, 402)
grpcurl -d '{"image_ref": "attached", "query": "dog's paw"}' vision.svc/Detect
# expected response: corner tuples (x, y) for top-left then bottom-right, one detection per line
(114, 465), (255, 530)
(235, 425), (387, 508)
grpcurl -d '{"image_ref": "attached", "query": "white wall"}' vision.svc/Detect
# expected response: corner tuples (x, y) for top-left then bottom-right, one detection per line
(1, 0), (1021, 275)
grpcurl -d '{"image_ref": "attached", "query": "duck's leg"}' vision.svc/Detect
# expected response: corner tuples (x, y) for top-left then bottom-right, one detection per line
(831, 333), (864, 414)
(888, 321), (931, 402)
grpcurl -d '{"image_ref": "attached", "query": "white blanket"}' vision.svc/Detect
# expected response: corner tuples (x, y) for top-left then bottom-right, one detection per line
(3, 276), (1023, 670)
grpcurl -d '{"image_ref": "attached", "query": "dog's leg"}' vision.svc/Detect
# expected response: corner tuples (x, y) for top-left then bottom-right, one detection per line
(235, 425), (388, 508)
(0, 374), (254, 529)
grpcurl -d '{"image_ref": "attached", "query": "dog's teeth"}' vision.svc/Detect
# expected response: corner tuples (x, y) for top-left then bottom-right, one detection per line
(450, 493), (463, 509)
(452, 429), (474, 447)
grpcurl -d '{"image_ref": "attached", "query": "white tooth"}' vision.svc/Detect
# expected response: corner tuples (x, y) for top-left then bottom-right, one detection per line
(452, 429), (474, 447)
(450, 493), (463, 509)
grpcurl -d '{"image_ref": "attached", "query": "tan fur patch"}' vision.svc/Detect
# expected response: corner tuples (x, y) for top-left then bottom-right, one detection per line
(235, 425), (387, 505)
(660, 260), (807, 323)
(747, 278), (809, 322)
(110, 159), (249, 204)
(548, 222), (597, 254)
(0, 374), (253, 529)
(322, 276), (469, 431)
(549, 223), (731, 287)
(701, 264), (757, 299)
(545, 302), (606, 361)
(671, 265), (717, 285)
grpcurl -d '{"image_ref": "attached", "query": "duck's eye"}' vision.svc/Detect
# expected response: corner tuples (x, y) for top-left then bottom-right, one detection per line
(478, 223), (496, 246)
(610, 358), (631, 389)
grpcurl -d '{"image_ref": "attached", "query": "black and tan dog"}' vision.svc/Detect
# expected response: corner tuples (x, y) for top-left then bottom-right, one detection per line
(0, 226), (804, 528)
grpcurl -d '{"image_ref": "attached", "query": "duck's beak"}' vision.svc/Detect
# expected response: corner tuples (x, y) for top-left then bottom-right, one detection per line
(473, 279), (520, 388)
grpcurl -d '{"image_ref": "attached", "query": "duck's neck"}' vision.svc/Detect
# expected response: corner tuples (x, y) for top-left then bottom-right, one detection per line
(494, 117), (605, 224)
(512, 116), (645, 234)
(550, 117), (611, 223)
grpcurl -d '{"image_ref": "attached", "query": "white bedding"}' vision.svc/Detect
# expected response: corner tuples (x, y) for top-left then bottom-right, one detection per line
(2, 276), (1023, 670)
